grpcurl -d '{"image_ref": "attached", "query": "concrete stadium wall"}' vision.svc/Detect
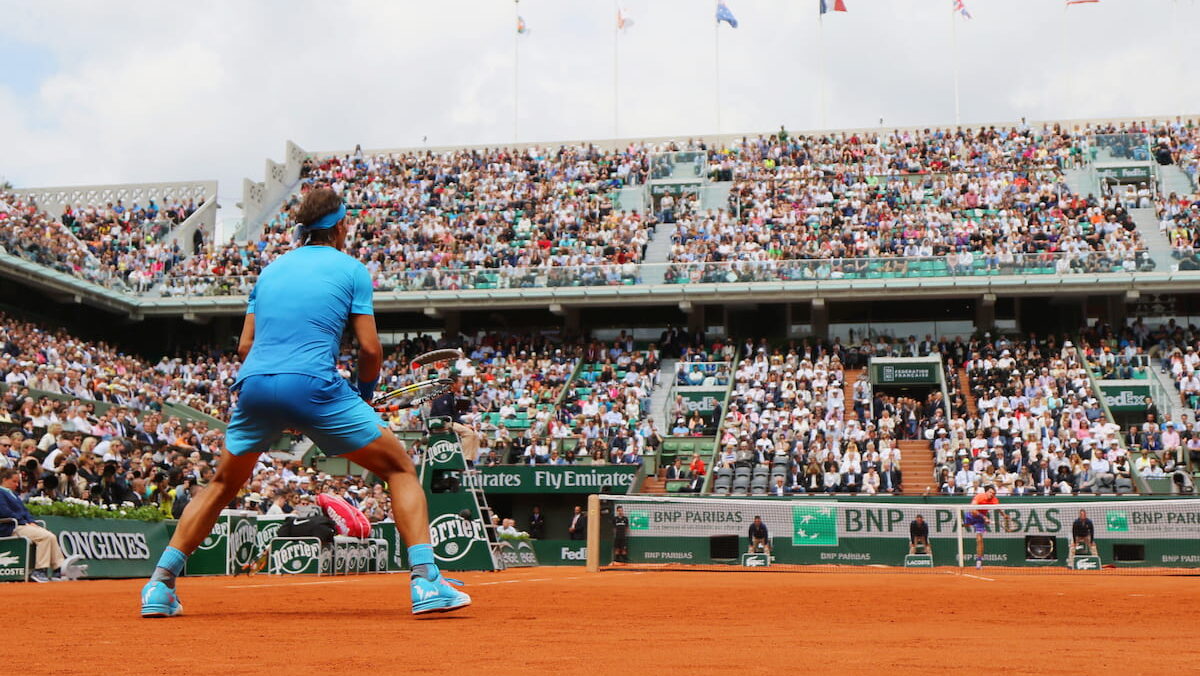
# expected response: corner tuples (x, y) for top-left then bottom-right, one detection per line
(236, 140), (306, 242)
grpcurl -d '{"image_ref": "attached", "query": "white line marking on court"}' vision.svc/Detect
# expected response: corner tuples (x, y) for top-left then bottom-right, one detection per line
(961, 573), (995, 582)
(226, 580), (351, 589)
(1128, 594), (1145, 597)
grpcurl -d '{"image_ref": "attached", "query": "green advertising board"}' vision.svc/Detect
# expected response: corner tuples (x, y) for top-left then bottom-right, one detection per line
(371, 521), (407, 572)
(1098, 381), (1151, 412)
(269, 537), (327, 575)
(422, 426), (499, 572)
(42, 515), (174, 578)
(530, 539), (614, 565)
(649, 182), (702, 196)
(870, 360), (941, 386)
(185, 510), (258, 576)
(497, 538), (540, 568)
(463, 466), (638, 494)
(0, 536), (31, 581)
(1095, 165), (1153, 181)
(674, 388), (727, 417)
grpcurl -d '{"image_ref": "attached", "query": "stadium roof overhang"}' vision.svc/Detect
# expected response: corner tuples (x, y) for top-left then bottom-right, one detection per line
(1, 252), (1196, 319)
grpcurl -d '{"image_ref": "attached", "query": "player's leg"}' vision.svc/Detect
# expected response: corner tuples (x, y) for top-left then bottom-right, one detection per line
(170, 451), (263, 553)
(1068, 537), (1077, 567)
(141, 375), (281, 618)
(141, 450), (261, 617)
(1087, 536), (1098, 557)
(342, 429), (471, 614)
(974, 531), (984, 569)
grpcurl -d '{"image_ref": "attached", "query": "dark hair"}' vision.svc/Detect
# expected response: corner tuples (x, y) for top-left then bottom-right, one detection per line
(293, 187), (344, 245)
(0, 468), (16, 482)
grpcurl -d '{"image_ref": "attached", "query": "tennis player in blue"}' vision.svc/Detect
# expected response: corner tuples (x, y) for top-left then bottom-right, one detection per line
(140, 187), (470, 617)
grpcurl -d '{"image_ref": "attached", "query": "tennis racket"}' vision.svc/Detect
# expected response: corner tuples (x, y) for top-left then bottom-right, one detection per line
(410, 348), (465, 371)
(372, 376), (456, 411)
(237, 547), (271, 576)
(999, 509), (1019, 533)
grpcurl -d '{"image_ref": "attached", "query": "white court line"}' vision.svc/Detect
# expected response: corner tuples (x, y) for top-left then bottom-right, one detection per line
(226, 580), (352, 589)
(1129, 593), (1146, 597)
(961, 573), (996, 582)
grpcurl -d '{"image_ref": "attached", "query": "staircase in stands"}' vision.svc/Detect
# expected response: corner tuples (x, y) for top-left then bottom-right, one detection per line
(641, 475), (667, 494)
(957, 368), (978, 417)
(898, 440), (936, 495)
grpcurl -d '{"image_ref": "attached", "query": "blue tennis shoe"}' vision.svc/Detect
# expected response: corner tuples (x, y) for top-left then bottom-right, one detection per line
(141, 579), (183, 618)
(411, 574), (471, 615)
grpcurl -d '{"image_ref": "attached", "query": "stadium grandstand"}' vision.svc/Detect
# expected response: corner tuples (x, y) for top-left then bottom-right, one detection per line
(3, 115), (1200, 494)
(4, 115), (1200, 674)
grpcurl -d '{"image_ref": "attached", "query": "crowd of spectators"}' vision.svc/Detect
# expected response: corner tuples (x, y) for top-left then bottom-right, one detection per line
(0, 312), (239, 420)
(931, 334), (1132, 496)
(11, 118), (1200, 299)
(543, 335), (662, 466)
(1157, 192), (1200, 265)
(165, 145), (656, 295)
(0, 191), (201, 293)
(667, 121), (1158, 283)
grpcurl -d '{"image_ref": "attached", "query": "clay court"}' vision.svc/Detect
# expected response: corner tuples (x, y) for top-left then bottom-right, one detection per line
(10, 567), (1199, 675)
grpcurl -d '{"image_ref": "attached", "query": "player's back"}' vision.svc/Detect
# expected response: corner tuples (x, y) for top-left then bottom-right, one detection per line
(237, 246), (373, 385)
(972, 493), (999, 506)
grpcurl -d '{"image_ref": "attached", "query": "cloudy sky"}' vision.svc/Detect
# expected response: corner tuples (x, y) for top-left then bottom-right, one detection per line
(1, 0), (1197, 213)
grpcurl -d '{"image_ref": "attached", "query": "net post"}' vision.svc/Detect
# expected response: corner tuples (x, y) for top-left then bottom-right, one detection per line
(586, 494), (600, 573)
(956, 506), (964, 570)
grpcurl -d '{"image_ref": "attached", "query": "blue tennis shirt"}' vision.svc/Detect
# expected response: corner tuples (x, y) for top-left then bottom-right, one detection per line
(235, 246), (374, 387)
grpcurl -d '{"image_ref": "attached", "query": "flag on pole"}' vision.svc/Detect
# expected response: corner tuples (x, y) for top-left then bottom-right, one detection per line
(716, 1), (738, 28)
(953, 0), (971, 19)
(819, 0), (847, 14)
(617, 7), (633, 30)
(1065, 0), (1099, 5)
(517, 15), (528, 34)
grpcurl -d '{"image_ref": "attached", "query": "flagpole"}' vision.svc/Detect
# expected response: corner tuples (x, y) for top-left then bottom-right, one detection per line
(715, 9), (722, 134)
(514, 0), (520, 144)
(818, 10), (827, 130)
(952, 4), (961, 126)
(613, 0), (620, 142)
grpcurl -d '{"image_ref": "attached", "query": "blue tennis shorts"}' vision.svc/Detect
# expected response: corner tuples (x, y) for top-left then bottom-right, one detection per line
(225, 374), (383, 456)
(963, 513), (988, 534)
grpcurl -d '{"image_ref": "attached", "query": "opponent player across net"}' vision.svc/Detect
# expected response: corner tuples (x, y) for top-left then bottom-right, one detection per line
(961, 485), (1016, 570)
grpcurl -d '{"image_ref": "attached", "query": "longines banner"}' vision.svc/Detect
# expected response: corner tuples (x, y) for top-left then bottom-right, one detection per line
(40, 516), (174, 578)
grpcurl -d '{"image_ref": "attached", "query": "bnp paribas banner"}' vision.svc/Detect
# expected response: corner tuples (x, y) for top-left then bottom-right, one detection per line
(620, 499), (1200, 540)
(616, 499), (1200, 567)
(463, 466), (638, 494)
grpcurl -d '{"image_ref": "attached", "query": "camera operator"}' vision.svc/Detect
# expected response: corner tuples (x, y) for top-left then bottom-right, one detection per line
(91, 460), (140, 506)
(428, 376), (480, 463)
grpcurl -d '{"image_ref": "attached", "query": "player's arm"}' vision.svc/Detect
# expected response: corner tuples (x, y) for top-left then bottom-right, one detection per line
(237, 314), (255, 361)
(238, 285), (257, 361)
(350, 313), (383, 392)
(349, 265), (380, 401)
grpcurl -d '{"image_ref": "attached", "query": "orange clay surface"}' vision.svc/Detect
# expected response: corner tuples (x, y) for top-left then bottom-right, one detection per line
(8, 566), (1199, 675)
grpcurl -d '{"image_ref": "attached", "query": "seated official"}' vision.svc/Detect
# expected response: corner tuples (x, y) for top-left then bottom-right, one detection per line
(0, 468), (73, 582)
(429, 379), (479, 461)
